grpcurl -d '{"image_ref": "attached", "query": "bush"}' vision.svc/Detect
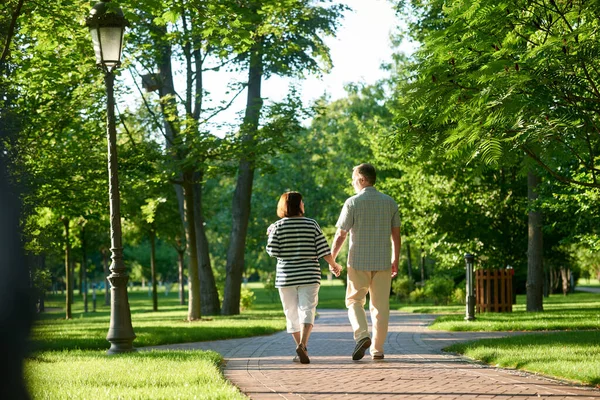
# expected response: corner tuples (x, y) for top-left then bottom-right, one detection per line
(409, 287), (426, 303)
(452, 287), (466, 305)
(240, 287), (256, 311)
(392, 276), (414, 301)
(262, 273), (278, 302)
(424, 276), (455, 305)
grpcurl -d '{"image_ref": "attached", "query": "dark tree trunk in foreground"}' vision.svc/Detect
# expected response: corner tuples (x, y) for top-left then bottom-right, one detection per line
(526, 169), (544, 312)
(0, 133), (34, 400)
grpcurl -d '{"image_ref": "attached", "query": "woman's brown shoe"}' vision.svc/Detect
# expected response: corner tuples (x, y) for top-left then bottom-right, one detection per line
(295, 343), (310, 364)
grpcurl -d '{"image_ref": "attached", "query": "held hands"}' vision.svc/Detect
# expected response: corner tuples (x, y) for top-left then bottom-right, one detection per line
(329, 262), (343, 278)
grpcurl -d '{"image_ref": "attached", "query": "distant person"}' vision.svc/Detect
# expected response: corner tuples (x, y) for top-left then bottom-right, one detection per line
(266, 191), (341, 364)
(332, 163), (401, 361)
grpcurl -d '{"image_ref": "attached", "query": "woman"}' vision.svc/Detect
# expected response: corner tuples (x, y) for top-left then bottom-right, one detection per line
(266, 191), (341, 364)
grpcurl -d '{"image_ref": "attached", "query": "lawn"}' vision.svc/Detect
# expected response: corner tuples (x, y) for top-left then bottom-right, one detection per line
(428, 291), (600, 387)
(26, 280), (600, 397)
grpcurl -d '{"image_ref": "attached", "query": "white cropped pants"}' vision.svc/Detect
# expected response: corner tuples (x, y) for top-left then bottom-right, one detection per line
(278, 283), (319, 333)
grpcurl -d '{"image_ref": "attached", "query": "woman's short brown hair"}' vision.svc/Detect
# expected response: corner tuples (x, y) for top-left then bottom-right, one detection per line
(277, 191), (303, 218)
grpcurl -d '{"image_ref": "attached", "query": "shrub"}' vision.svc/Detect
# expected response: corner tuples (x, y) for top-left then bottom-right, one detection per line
(409, 287), (426, 303)
(452, 287), (466, 305)
(240, 287), (256, 311)
(262, 273), (278, 302)
(392, 276), (414, 301)
(424, 276), (455, 305)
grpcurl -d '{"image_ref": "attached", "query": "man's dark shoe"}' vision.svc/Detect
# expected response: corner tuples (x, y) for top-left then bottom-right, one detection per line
(296, 343), (310, 364)
(352, 337), (371, 361)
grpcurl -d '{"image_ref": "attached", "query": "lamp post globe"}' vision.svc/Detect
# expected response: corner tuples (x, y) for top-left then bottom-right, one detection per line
(86, 0), (136, 354)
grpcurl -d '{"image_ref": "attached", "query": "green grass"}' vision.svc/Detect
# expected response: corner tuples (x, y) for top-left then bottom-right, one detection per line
(33, 288), (287, 352)
(26, 350), (246, 399)
(446, 331), (600, 387)
(427, 291), (600, 387)
(428, 292), (600, 331)
(577, 278), (600, 287)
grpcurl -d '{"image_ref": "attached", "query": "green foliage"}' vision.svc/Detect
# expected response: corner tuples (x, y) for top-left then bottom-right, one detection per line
(409, 287), (426, 303)
(392, 0), (600, 191)
(423, 275), (455, 305)
(392, 275), (414, 301)
(452, 286), (466, 305)
(239, 287), (256, 311)
(261, 273), (278, 303)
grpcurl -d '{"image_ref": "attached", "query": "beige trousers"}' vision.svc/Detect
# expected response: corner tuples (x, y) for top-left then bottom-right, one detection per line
(346, 267), (392, 357)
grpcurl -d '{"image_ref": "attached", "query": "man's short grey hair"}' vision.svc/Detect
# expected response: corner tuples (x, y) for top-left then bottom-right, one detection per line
(353, 163), (376, 185)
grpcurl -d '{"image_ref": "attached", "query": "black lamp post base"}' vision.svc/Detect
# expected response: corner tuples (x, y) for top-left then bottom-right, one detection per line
(107, 340), (136, 354)
(106, 273), (136, 354)
(465, 295), (476, 321)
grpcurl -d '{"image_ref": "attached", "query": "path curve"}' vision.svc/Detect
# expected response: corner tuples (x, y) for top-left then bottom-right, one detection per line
(148, 309), (600, 400)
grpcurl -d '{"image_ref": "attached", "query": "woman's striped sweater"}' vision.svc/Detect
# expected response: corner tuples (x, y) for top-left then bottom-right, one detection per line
(266, 217), (331, 288)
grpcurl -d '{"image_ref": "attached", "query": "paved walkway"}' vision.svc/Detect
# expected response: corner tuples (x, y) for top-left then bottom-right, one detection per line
(149, 310), (600, 399)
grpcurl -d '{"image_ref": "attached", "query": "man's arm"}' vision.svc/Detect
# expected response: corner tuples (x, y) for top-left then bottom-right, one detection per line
(331, 228), (348, 260)
(391, 226), (401, 278)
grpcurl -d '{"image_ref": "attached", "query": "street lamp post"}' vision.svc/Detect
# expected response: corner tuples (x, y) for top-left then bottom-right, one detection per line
(86, 0), (135, 354)
(464, 253), (476, 321)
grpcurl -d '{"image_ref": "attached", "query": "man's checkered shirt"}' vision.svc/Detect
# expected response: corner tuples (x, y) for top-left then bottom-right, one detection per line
(336, 186), (401, 271)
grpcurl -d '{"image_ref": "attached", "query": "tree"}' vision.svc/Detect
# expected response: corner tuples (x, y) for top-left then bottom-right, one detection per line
(221, 0), (347, 315)
(390, 0), (600, 310)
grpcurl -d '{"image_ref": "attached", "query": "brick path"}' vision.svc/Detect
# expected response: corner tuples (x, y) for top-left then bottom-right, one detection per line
(149, 310), (600, 399)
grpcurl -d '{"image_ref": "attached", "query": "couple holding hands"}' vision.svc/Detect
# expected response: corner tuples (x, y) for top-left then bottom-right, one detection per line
(266, 163), (401, 364)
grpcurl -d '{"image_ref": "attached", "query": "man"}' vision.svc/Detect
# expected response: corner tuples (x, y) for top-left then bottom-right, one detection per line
(332, 163), (401, 361)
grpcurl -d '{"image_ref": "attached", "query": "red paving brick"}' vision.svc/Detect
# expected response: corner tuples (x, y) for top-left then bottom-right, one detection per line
(148, 310), (600, 400)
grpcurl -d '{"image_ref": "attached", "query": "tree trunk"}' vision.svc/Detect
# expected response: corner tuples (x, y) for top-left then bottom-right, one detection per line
(560, 267), (569, 296)
(150, 228), (158, 311)
(62, 217), (72, 319)
(222, 39), (263, 315)
(193, 178), (220, 315)
(406, 243), (412, 280)
(183, 173), (201, 320)
(102, 248), (110, 306)
(526, 169), (544, 312)
(81, 226), (88, 313)
(420, 245), (425, 285)
(177, 246), (185, 305)
(38, 254), (46, 312)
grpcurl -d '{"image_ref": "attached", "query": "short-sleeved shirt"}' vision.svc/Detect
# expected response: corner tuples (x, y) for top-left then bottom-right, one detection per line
(336, 186), (401, 271)
(266, 217), (331, 288)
